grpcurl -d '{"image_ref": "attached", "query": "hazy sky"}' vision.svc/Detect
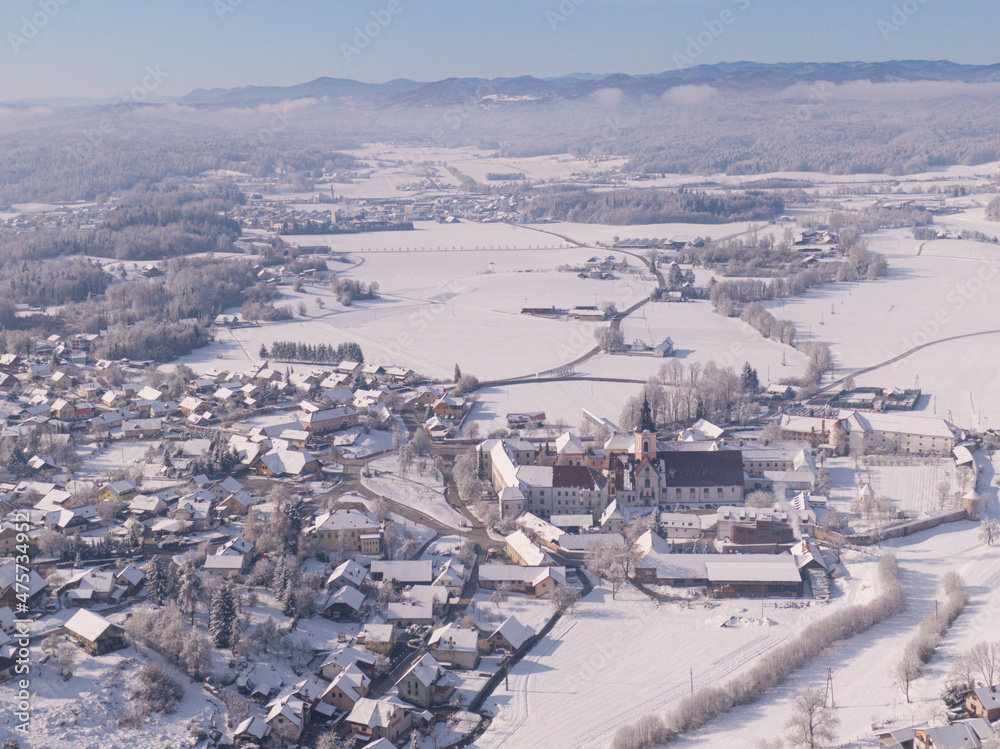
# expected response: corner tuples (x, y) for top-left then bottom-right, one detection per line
(2, 0), (998, 100)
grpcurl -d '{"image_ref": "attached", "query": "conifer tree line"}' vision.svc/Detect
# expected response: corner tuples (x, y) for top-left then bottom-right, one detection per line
(261, 340), (364, 365)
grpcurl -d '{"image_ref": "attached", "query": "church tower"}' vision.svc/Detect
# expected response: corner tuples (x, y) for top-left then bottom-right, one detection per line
(634, 395), (657, 461)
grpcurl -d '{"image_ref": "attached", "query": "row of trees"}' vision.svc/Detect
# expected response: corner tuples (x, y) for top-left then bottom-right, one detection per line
(894, 572), (969, 702)
(261, 340), (364, 364)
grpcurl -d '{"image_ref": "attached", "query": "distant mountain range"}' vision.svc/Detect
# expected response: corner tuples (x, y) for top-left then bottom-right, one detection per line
(9, 61), (1000, 108)
(175, 61), (1000, 107)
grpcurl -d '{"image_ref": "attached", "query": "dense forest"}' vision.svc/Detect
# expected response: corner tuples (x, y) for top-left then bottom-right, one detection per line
(526, 188), (784, 225)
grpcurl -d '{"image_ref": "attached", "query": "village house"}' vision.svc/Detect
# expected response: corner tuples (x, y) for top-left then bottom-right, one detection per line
(319, 661), (370, 712)
(345, 698), (412, 744)
(482, 615), (535, 654)
(64, 609), (127, 655)
(427, 623), (480, 670)
(396, 653), (455, 709)
(264, 694), (309, 743)
(369, 560), (433, 586)
(358, 623), (396, 655)
(477, 563), (565, 598)
(966, 686), (1000, 722)
(308, 509), (382, 555)
(321, 585), (367, 621)
(299, 405), (361, 434)
(98, 479), (139, 503)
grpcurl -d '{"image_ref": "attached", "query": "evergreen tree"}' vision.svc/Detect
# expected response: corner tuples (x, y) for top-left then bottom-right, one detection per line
(210, 582), (238, 648)
(741, 362), (760, 393)
(146, 556), (170, 605)
(258, 344), (268, 359)
(454, 363), (462, 381)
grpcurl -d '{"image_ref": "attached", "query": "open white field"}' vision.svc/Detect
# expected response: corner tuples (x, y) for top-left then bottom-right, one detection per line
(467, 379), (643, 434)
(533, 220), (759, 247)
(853, 337), (1000, 430)
(604, 299), (811, 383)
(759, 231), (1000, 428)
(186, 246), (655, 382)
(474, 577), (860, 749)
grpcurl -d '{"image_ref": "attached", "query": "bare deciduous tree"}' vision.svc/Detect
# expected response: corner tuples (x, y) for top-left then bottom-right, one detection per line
(784, 686), (838, 748)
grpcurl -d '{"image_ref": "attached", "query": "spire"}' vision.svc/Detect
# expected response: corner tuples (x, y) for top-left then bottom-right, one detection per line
(639, 394), (655, 434)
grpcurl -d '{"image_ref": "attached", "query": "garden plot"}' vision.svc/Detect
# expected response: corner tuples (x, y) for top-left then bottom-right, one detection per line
(77, 442), (158, 480)
(361, 455), (467, 529)
(857, 458), (964, 516)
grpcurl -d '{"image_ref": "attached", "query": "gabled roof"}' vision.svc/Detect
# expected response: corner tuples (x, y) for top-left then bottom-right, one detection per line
(489, 615), (535, 650)
(399, 653), (442, 688)
(328, 559), (368, 588)
(323, 585), (366, 612)
(65, 609), (121, 642)
(347, 698), (403, 729)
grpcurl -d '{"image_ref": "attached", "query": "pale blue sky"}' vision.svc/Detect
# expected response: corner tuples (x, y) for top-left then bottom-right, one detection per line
(1, 0), (997, 100)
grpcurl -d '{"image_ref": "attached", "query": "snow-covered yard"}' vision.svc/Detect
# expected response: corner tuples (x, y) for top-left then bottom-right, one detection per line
(361, 455), (467, 529)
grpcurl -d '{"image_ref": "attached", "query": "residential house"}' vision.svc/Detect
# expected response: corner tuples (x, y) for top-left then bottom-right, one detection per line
(322, 586), (366, 621)
(345, 698), (412, 744)
(358, 623), (396, 655)
(477, 564), (565, 598)
(369, 560), (433, 586)
(233, 716), (271, 747)
(427, 623), (479, 670)
(319, 661), (370, 712)
(483, 615), (535, 653)
(309, 509), (382, 555)
(64, 609), (127, 655)
(966, 686), (1000, 722)
(264, 694), (308, 743)
(299, 406), (361, 434)
(327, 559), (368, 591)
(99, 480), (139, 503)
(0, 561), (46, 608)
(396, 653), (455, 709)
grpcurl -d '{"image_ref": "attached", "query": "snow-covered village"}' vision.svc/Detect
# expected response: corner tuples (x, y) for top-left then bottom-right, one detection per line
(3, 9), (1000, 749)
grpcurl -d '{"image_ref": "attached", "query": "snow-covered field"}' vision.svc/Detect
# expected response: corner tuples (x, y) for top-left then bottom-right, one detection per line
(760, 227), (1000, 429)
(474, 579), (847, 749)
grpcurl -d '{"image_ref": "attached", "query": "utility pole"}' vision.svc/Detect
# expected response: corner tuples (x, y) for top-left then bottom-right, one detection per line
(825, 667), (835, 708)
